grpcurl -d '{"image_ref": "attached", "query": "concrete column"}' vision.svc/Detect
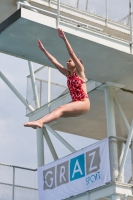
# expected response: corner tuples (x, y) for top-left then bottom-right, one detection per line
(36, 128), (44, 167)
(104, 86), (118, 181)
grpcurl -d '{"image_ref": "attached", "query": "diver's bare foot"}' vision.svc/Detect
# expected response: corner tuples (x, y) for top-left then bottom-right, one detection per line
(24, 121), (43, 129)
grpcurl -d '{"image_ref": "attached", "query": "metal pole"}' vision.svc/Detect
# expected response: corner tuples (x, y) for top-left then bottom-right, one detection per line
(56, 0), (60, 28)
(117, 120), (133, 181)
(0, 72), (34, 112)
(131, 141), (133, 182)
(113, 91), (130, 135)
(37, 128), (44, 166)
(129, 0), (133, 53)
(77, 0), (80, 9)
(43, 127), (58, 160)
(86, 0), (89, 11)
(28, 61), (44, 167)
(49, 0), (51, 7)
(104, 86), (118, 181)
(12, 167), (15, 200)
(48, 67), (51, 103)
(40, 81), (42, 107)
(28, 61), (40, 109)
(44, 125), (76, 153)
(105, 0), (108, 26)
(113, 91), (133, 183)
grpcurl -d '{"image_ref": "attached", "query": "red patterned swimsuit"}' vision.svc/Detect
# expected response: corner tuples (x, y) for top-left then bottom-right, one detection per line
(67, 72), (88, 102)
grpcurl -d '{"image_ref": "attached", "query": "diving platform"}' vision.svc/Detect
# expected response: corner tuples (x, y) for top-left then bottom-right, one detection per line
(0, 6), (133, 89)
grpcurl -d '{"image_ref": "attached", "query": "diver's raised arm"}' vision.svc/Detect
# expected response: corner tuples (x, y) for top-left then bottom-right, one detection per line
(58, 28), (84, 73)
(37, 39), (69, 77)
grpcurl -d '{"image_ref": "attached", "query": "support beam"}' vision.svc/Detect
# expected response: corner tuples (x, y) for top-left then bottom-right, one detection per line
(0, 72), (34, 112)
(117, 120), (133, 181)
(104, 86), (118, 181)
(129, 0), (133, 53)
(36, 128), (44, 166)
(44, 124), (76, 153)
(131, 141), (133, 183)
(28, 61), (44, 167)
(113, 90), (130, 135)
(105, 86), (116, 137)
(56, 0), (60, 28)
(43, 127), (58, 160)
(28, 61), (40, 109)
(105, 0), (108, 25)
(48, 67), (51, 103)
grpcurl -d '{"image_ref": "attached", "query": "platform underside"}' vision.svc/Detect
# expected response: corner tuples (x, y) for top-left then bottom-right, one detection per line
(0, 8), (133, 89)
(54, 89), (132, 139)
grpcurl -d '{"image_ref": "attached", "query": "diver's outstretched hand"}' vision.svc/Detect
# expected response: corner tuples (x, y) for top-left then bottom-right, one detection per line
(37, 39), (45, 51)
(58, 28), (66, 40)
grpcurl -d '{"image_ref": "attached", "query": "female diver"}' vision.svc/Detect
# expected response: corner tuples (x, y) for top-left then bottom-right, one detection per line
(24, 28), (90, 129)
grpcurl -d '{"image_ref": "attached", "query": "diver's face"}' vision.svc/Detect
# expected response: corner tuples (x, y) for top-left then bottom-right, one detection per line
(67, 58), (75, 69)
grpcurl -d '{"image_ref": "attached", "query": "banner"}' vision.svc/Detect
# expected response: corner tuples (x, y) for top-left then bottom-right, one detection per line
(38, 138), (111, 200)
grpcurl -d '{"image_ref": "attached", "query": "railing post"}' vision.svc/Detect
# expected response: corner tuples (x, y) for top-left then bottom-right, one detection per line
(105, 0), (108, 26)
(77, 0), (79, 9)
(56, 0), (60, 28)
(86, 0), (89, 11)
(129, 0), (133, 53)
(12, 167), (15, 200)
(49, 0), (51, 7)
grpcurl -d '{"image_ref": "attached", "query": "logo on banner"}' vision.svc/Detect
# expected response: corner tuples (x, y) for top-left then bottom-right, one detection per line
(43, 147), (101, 190)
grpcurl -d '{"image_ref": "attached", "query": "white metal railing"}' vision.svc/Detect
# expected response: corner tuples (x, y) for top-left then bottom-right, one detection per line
(17, 0), (133, 52)
(17, 2), (103, 31)
(0, 163), (38, 200)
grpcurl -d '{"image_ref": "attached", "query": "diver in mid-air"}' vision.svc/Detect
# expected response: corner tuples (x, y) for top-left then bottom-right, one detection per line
(24, 28), (90, 129)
